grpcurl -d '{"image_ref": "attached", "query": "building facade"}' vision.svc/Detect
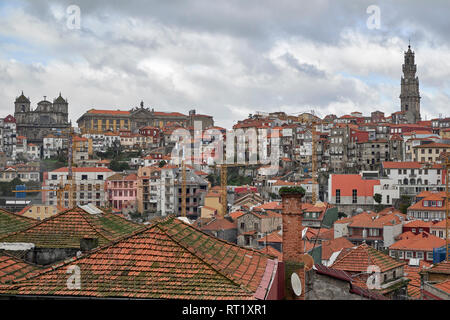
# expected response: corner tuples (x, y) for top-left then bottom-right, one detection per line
(14, 92), (70, 144)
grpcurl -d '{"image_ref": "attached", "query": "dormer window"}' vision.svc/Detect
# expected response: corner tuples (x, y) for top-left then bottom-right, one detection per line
(423, 200), (428, 207)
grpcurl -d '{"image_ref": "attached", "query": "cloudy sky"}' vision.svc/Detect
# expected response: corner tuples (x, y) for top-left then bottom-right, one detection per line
(0, 0), (449, 128)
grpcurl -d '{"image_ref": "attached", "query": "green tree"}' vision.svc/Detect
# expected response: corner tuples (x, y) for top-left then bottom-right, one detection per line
(373, 193), (382, 204)
(158, 160), (167, 168)
(399, 195), (411, 214)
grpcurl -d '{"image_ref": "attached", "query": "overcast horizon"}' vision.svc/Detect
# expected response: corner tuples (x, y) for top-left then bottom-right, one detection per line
(1, 0), (449, 128)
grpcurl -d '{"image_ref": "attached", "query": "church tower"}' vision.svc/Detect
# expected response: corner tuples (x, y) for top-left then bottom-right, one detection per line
(400, 44), (421, 123)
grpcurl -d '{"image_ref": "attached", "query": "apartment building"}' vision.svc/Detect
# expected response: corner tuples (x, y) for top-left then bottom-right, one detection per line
(42, 167), (115, 208)
(389, 232), (445, 263)
(407, 192), (448, 221)
(328, 174), (381, 215)
(137, 165), (208, 218)
(381, 161), (445, 196)
(413, 142), (450, 163)
(0, 115), (17, 160)
(106, 173), (137, 211)
(43, 134), (64, 159)
(334, 209), (405, 249)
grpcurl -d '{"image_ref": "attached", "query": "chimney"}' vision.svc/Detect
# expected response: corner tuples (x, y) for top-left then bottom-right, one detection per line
(280, 187), (306, 300)
(80, 236), (99, 252)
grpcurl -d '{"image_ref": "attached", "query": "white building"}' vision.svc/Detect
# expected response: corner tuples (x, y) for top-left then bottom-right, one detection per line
(43, 167), (115, 208)
(43, 134), (65, 159)
(373, 178), (400, 206)
(381, 161), (445, 196)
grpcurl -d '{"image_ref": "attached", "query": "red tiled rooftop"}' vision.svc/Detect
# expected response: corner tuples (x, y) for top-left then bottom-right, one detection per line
(390, 232), (445, 251)
(0, 252), (41, 284)
(0, 209), (36, 237)
(51, 167), (113, 173)
(331, 243), (405, 273)
(0, 207), (143, 249)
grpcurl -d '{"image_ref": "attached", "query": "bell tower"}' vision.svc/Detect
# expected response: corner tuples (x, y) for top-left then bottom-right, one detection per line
(400, 44), (421, 123)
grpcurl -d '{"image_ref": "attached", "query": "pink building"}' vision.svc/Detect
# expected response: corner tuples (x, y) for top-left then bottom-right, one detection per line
(106, 173), (138, 211)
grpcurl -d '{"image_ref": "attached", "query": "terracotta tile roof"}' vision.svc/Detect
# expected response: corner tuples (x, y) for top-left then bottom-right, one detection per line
(321, 237), (355, 261)
(408, 195), (447, 211)
(200, 218), (236, 231)
(404, 260), (431, 299)
(0, 252), (41, 284)
(331, 243), (405, 273)
(0, 217), (276, 299)
(51, 167), (113, 173)
(382, 161), (422, 169)
(0, 207), (144, 249)
(432, 279), (450, 294)
(0, 209), (36, 237)
(427, 261), (450, 275)
(404, 220), (433, 228)
(229, 211), (246, 220)
(413, 142), (450, 148)
(316, 227), (334, 241)
(257, 230), (282, 243)
(87, 109), (130, 115)
(347, 211), (404, 229)
(389, 232), (445, 251)
(250, 210), (282, 220)
(157, 218), (275, 294)
(258, 246), (282, 260)
(254, 201), (282, 211)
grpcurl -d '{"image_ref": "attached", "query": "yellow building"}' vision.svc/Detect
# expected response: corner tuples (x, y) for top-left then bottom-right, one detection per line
(77, 109), (131, 134)
(441, 128), (450, 139)
(18, 204), (60, 221)
(413, 142), (450, 163)
(200, 187), (223, 218)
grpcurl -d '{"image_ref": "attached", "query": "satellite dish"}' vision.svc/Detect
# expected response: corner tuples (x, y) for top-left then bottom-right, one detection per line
(301, 254), (314, 271)
(291, 272), (302, 296)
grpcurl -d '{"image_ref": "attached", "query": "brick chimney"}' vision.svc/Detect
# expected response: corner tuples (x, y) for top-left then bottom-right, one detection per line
(280, 190), (305, 300)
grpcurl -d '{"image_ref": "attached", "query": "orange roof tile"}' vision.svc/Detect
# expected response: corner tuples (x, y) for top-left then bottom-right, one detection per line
(321, 237), (355, 260)
(389, 232), (445, 251)
(0, 252), (41, 284)
(332, 243), (405, 273)
(404, 260), (431, 298)
(0, 209), (36, 237)
(432, 279), (450, 294)
(0, 217), (260, 299)
(257, 230), (282, 243)
(51, 167), (113, 173)
(0, 207), (143, 248)
(87, 109), (130, 115)
(428, 261), (450, 275)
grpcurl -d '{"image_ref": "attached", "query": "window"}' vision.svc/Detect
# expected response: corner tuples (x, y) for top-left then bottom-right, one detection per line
(336, 189), (341, 204)
(406, 251), (413, 258)
(387, 195), (390, 204)
(240, 223), (245, 229)
(416, 252), (423, 259)
(412, 228), (416, 233)
(82, 175), (88, 180)
(427, 252), (433, 261)
(352, 189), (357, 204)
(97, 175), (104, 180)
